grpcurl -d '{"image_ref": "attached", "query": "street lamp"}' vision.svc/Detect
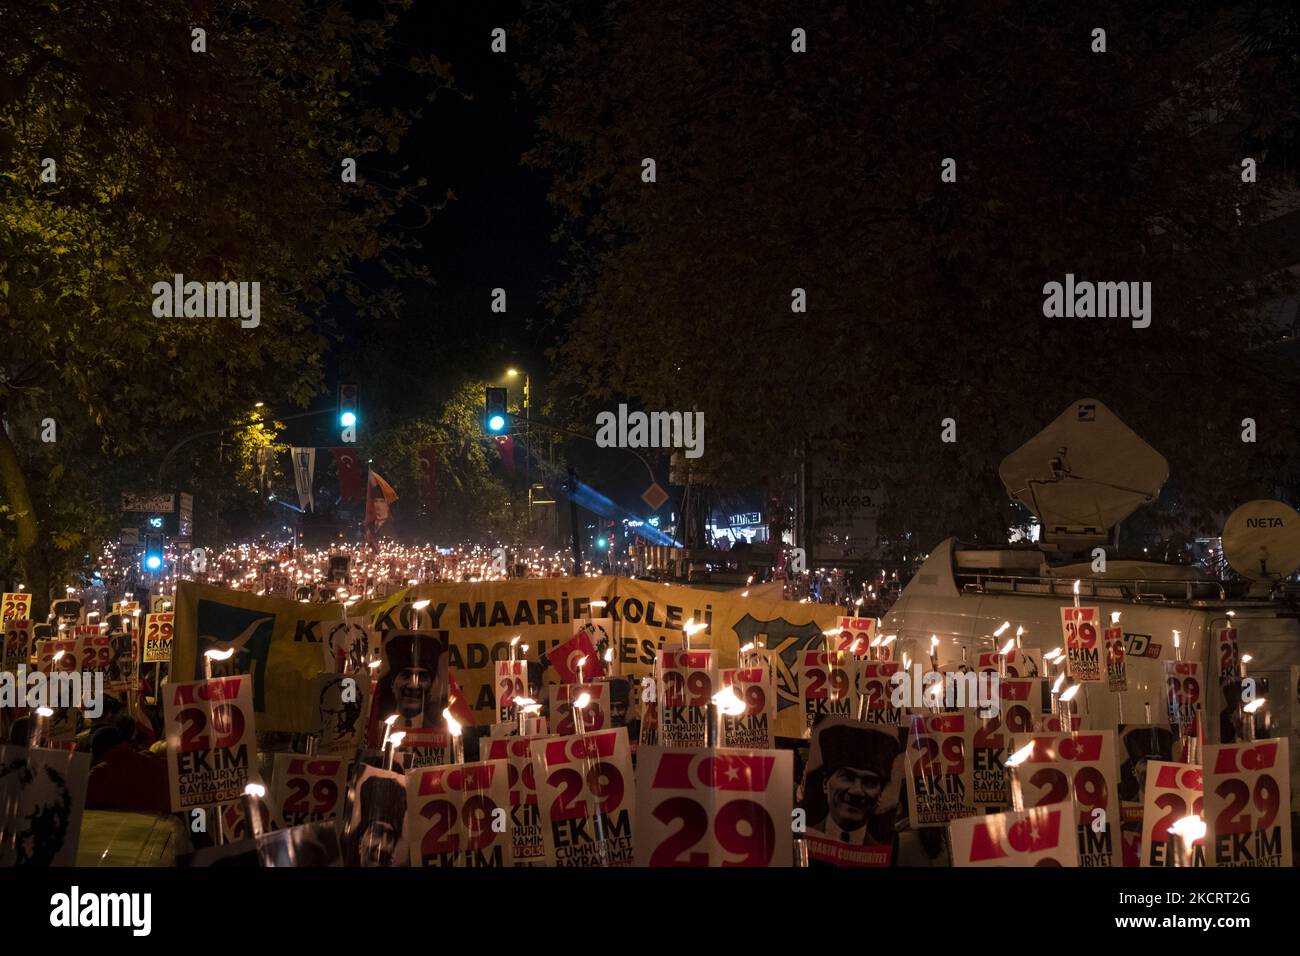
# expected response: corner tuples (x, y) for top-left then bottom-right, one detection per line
(503, 368), (533, 536)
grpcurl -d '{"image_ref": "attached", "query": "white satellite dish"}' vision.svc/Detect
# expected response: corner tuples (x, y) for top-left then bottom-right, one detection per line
(999, 399), (1168, 547)
(1222, 500), (1300, 586)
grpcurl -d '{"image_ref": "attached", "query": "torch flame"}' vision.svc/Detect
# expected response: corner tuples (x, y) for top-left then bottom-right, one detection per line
(1006, 741), (1035, 767)
(1168, 815), (1206, 841)
(712, 685), (747, 717)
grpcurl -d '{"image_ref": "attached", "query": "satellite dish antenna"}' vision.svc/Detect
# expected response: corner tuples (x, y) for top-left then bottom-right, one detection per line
(1222, 500), (1300, 592)
(998, 399), (1168, 549)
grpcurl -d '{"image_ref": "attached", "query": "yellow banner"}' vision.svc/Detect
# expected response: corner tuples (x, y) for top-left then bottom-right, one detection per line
(174, 577), (838, 738)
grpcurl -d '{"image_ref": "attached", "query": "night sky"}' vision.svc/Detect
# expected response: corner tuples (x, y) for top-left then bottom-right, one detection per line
(294, 0), (559, 449)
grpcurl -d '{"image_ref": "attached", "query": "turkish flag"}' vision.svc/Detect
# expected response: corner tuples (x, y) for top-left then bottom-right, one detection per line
(332, 448), (362, 503)
(447, 671), (476, 728)
(418, 446), (439, 503)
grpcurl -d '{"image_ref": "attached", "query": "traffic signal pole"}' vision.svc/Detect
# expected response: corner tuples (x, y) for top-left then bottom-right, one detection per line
(502, 415), (659, 490)
(156, 406), (340, 488)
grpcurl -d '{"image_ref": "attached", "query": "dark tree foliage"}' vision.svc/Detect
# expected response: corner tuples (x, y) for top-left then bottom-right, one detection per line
(0, 0), (447, 612)
(519, 0), (1300, 553)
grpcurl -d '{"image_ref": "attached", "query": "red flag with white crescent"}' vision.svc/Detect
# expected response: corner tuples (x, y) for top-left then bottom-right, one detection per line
(332, 448), (363, 504)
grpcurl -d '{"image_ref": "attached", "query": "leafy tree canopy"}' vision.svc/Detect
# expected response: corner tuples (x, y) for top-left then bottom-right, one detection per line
(519, 0), (1300, 551)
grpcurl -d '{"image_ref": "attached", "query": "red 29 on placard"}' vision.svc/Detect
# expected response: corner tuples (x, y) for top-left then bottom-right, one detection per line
(635, 747), (792, 867)
(533, 728), (637, 866)
(1205, 739), (1292, 867)
(1009, 730), (1122, 867)
(406, 759), (513, 868)
(271, 753), (347, 829)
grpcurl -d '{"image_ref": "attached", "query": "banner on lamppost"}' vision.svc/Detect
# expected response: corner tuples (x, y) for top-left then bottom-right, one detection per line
(292, 447), (316, 512)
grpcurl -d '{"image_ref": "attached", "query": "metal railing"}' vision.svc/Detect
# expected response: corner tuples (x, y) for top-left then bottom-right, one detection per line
(955, 570), (1226, 603)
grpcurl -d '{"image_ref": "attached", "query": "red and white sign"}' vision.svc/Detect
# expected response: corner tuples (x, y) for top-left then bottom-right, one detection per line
(905, 713), (976, 828)
(1061, 606), (1103, 682)
(975, 647), (1043, 679)
(218, 800), (273, 842)
(950, 801), (1079, 866)
(798, 651), (856, 733)
(1164, 661), (1202, 736)
(1105, 623), (1128, 692)
(833, 616), (879, 658)
(549, 682), (608, 736)
(1216, 627), (1239, 679)
(718, 666), (774, 748)
(485, 735), (551, 866)
(2, 619), (31, 672)
(1205, 738), (1292, 867)
(74, 634), (113, 673)
(858, 661), (902, 727)
(635, 747), (792, 867)
(395, 728), (452, 771)
(532, 728), (635, 867)
(164, 675), (258, 811)
(37, 639), (78, 674)
(1, 593), (31, 623)
(658, 649), (714, 748)
(494, 660), (527, 722)
(142, 613), (174, 664)
(1140, 761), (1204, 868)
(406, 759), (513, 867)
(971, 678), (1040, 811)
(1010, 730), (1121, 867)
(271, 754), (347, 829)
(1036, 713), (1083, 733)
(549, 622), (607, 684)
